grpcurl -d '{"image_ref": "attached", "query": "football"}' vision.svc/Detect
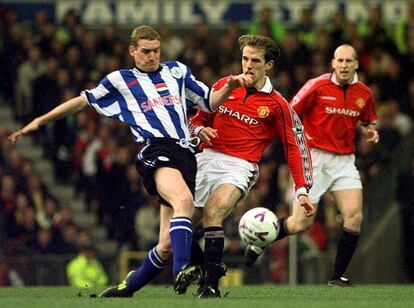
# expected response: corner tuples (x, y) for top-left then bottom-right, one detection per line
(238, 207), (279, 248)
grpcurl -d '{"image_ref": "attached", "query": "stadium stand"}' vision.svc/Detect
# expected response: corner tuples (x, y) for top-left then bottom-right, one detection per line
(1, 2), (414, 285)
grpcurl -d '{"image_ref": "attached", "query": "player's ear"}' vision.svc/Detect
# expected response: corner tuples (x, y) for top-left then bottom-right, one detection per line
(331, 58), (335, 69)
(354, 59), (359, 70)
(128, 45), (136, 57)
(265, 60), (274, 71)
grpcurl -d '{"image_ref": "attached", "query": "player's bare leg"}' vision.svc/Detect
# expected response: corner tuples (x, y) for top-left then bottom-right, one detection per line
(154, 167), (202, 294)
(197, 184), (241, 298)
(285, 199), (317, 233)
(328, 188), (362, 287)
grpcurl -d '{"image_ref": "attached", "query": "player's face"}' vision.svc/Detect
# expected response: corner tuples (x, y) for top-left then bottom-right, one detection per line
(241, 46), (273, 89)
(331, 46), (359, 85)
(129, 39), (161, 72)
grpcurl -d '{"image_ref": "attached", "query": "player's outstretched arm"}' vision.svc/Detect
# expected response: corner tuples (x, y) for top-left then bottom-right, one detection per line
(8, 96), (88, 144)
(297, 195), (316, 217)
(210, 74), (254, 110)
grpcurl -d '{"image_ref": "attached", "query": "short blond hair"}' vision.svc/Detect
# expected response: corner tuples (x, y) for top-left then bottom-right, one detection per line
(130, 25), (160, 46)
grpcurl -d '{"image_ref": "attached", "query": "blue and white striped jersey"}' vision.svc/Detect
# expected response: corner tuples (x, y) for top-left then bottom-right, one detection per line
(81, 61), (212, 143)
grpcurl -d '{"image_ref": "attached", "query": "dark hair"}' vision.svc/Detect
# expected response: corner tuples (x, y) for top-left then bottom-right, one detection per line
(130, 25), (161, 46)
(238, 34), (281, 62)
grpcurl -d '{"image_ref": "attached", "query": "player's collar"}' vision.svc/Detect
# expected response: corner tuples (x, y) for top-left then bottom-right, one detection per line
(330, 71), (359, 86)
(134, 64), (163, 74)
(258, 76), (273, 93)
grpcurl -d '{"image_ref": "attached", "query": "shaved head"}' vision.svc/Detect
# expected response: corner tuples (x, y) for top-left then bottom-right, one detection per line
(333, 44), (357, 60)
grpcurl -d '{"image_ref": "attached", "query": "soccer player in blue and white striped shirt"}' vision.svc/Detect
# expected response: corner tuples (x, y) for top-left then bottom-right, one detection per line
(9, 25), (253, 297)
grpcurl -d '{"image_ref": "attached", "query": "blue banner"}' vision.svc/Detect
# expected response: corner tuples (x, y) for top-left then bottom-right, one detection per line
(1, 0), (409, 27)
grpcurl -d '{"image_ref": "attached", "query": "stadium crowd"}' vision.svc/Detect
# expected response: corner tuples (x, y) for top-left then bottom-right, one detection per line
(1, 3), (414, 285)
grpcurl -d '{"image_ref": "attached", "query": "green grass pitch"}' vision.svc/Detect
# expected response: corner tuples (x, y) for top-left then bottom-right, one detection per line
(0, 285), (413, 308)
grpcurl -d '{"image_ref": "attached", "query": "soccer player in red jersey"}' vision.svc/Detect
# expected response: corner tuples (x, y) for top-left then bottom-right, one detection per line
(189, 34), (315, 298)
(246, 44), (379, 287)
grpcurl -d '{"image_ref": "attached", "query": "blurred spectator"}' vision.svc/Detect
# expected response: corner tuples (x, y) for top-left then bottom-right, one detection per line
(327, 11), (347, 44)
(0, 10), (25, 102)
(66, 241), (108, 288)
(296, 8), (316, 49)
(57, 223), (79, 255)
(14, 45), (46, 122)
(157, 24), (184, 61)
(0, 252), (24, 286)
(248, 6), (285, 44)
(13, 206), (39, 252)
(278, 30), (309, 72)
(394, 1), (414, 54)
(97, 23), (120, 56)
(401, 79), (414, 119)
(135, 196), (159, 251)
(358, 6), (392, 41)
(26, 173), (52, 228)
(29, 227), (59, 254)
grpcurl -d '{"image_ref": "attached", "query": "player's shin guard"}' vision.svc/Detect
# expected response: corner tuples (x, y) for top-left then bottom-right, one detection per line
(203, 226), (225, 288)
(330, 228), (360, 280)
(127, 247), (170, 292)
(170, 216), (193, 277)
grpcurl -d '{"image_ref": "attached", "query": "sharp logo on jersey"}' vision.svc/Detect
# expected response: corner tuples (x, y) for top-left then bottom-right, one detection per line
(319, 96), (336, 100)
(218, 106), (259, 125)
(355, 98), (365, 108)
(325, 107), (360, 117)
(257, 106), (270, 118)
(141, 94), (182, 112)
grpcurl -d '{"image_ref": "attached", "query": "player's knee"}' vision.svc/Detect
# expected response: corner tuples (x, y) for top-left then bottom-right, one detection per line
(170, 194), (194, 215)
(346, 211), (363, 227)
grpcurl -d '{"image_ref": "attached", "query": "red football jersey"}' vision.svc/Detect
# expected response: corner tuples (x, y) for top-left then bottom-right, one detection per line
(190, 76), (313, 191)
(291, 73), (377, 155)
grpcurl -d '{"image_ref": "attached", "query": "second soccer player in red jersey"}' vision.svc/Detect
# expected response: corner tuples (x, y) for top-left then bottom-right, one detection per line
(246, 44), (379, 287)
(189, 34), (314, 298)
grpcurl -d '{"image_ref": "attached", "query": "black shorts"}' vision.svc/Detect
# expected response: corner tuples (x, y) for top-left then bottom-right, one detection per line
(135, 138), (197, 205)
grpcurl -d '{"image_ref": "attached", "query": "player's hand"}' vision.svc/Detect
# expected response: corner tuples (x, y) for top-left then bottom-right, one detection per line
(8, 119), (40, 145)
(198, 127), (218, 146)
(227, 74), (254, 89)
(365, 129), (379, 144)
(297, 195), (316, 217)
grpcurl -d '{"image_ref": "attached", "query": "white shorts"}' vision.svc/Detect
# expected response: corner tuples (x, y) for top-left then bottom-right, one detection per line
(194, 149), (259, 208)
(308, 148), (362, 204)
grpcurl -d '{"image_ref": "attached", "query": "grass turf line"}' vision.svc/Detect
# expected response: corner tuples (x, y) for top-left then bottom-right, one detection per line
(0, 285), (413, 308)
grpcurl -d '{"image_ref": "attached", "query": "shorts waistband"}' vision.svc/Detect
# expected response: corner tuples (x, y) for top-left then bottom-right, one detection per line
(146, 137), (200, 152)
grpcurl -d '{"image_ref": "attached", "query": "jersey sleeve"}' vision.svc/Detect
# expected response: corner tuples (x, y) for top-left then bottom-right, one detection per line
(275, 96), (313, 192)
(81, 72), (123, 119)
(360, 90), (377, 125)
(290, 78), (318, 116)
(188, 109), (215, 137)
